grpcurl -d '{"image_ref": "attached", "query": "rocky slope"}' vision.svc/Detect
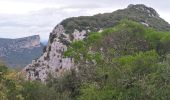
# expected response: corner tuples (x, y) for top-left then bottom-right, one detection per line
(0, 35), (44, 68)
(23, 4), (170, 82)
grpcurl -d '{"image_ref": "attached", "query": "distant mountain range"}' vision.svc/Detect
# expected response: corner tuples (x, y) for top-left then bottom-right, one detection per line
(0, 35), (44, 68)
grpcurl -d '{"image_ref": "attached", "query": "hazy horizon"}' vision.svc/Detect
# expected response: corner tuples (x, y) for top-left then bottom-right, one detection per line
(0, 0), (170, 42)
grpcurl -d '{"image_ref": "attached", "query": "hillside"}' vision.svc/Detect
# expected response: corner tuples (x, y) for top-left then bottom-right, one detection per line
(62, 20), (170, 100)
(2, 19), (170, 100)
(24, 4), (170, 82)
(0, 35), (44, 68)
(1, 4), (170, 100)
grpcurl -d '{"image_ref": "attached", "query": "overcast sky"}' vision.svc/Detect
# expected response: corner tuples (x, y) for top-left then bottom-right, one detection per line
(0, 0), (170, 42)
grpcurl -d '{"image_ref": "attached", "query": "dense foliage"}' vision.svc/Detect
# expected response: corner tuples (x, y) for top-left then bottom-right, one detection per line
(0, 64), (65, 100)
(63, 20), (170, 100)
(1, 20), (170, 100)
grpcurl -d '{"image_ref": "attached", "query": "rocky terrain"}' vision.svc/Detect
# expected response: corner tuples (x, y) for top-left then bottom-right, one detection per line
(0, 35), (44, 68)
(23, 4), (170, 82)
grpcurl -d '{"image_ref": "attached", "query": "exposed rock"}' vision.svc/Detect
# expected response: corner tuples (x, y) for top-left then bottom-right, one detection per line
(141, 22), (149, 27)
(0, 35), (41, 52)
(127, 4), (159, 18)
(23, 25), (86, 82)
(0, 35), (43, 68)
(73, 29), (87, 41)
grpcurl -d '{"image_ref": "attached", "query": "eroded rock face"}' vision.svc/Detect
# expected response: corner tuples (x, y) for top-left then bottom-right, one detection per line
(0, 35), (41, 57)
(23, 25), (87, 82)
(0, 35), (43, 68)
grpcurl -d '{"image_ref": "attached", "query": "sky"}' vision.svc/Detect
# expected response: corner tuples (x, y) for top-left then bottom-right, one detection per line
(0, 0), (170, 42)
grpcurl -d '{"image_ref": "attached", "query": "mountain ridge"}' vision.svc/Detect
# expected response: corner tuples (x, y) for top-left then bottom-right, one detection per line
(61, 4), (170, 34)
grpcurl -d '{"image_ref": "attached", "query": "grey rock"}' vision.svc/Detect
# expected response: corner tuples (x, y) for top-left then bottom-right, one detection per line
(23, 25), (86, 82)
(0, 35), (43, 68)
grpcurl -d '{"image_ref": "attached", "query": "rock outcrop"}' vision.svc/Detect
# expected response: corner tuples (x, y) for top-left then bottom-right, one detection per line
(0, 35), (43, 68)
(23, 4), (170, 82)
(24, 25), (87, 82)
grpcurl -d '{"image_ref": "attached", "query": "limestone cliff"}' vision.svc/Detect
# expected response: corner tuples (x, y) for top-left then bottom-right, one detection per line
(0, 35), (43, 68)
(24, 25), (86, 82)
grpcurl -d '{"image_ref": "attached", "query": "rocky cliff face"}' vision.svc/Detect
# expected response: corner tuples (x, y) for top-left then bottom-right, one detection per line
(0, 35), (43, 68)
(23, 4), (170, 82)
(24, 25), (86, 82)
(0, 35), (41, 53)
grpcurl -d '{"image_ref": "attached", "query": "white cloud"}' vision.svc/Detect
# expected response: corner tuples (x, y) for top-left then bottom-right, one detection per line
(0, 7), (102, 41)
